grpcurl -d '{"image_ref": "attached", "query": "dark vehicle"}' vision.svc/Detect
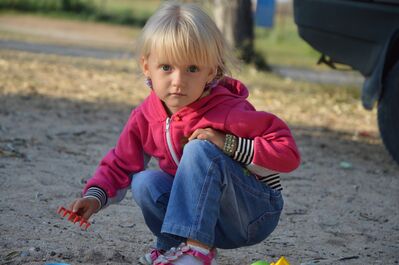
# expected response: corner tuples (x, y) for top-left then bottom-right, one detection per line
(293, 0), (399, 164)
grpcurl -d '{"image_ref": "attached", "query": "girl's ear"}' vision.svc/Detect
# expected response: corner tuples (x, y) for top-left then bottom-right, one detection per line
(207, 67), (218, 83)
(140, 56), (150, 77)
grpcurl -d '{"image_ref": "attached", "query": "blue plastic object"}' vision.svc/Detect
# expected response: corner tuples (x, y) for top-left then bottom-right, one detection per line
(255, 0), (276, 28)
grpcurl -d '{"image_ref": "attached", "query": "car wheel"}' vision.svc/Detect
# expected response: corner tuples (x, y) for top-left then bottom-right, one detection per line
(378, 60), (399, 165)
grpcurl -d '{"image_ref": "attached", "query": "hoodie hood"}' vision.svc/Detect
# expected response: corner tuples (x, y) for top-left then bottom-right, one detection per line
(217, 77), (249, 98)
(142, 77), (249, 122)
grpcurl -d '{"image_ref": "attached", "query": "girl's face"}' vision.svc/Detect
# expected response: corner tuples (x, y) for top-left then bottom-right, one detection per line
(142, 52), (215, 115)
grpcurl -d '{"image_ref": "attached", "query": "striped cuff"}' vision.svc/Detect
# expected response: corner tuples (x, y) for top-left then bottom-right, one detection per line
(84, 186), (108, 209)
(258, 173), (282, 191)
(232, 137), (254, 165)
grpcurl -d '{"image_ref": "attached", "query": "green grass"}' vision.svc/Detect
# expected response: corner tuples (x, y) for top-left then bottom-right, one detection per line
(0, 0), (161, 26)
(89, 0), (161, 26)
(254, 15), (326, 70)
(91, 0), (160, 15)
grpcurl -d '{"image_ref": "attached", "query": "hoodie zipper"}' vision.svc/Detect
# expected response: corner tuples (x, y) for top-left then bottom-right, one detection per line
(166, 117), (180, 166)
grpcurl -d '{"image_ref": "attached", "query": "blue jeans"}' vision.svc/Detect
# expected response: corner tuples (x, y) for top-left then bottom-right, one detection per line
(131, 139), (283, 250)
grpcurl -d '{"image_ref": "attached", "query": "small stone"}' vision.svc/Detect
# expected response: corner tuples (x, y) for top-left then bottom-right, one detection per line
(32, 247), (40, 252)
(20, 251), (30, 257)
(339, 161), (352, 169)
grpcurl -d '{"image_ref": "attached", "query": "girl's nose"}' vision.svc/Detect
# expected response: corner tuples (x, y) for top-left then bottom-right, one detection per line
(171, 70), (184, 87)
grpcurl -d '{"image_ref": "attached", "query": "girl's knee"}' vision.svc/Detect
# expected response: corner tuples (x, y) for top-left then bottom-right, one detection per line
(132, 170), (153, 193)
(183, 139), (219, 158)
(131, 170), (172, 206)
(132, 170), (161, 202)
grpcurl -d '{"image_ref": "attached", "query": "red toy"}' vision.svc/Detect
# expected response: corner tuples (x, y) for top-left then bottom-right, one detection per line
(57, 206), (91, 230)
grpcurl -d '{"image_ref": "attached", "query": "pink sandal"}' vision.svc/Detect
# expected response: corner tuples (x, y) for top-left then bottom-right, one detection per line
(153, 243), (216, 265)
(139, 248), (164, 265)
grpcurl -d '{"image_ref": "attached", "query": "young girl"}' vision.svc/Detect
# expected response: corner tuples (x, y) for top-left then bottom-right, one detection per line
(63, 2), (300, 265)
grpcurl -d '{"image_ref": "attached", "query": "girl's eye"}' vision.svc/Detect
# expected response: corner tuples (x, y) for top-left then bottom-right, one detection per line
(161, 65), (171, 71)
(187, 65), (199, 73)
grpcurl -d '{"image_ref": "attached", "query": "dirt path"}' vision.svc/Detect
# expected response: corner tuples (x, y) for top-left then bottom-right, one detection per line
(0, 15), (398, 265)
(0, 14), (136, 49)
(0, 39), (132, 60)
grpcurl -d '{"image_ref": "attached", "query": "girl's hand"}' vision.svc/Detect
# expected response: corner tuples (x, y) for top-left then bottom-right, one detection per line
(67, 197), (100, 221)
(188, 128), (225, 150)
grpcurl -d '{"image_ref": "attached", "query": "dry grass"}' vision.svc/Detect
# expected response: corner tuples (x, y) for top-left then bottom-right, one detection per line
(0, 49), (379, 143)
(238, 68), (377, 134)
(0, 50), (145, 104)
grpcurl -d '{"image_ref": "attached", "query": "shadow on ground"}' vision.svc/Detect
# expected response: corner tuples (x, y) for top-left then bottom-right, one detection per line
(1, 93), (398, 265)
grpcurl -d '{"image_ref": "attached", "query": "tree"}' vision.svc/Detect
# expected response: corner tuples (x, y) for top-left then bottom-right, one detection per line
(178, 0), (269, 69)
(212, 0), (254, 63)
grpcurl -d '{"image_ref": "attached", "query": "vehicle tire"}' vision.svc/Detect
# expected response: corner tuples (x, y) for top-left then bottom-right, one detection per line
(378, 60), (399, 165)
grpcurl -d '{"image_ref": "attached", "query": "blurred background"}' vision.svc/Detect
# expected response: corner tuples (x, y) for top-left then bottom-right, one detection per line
(0, 0), (373, 136)
(0, 0), (340, 70)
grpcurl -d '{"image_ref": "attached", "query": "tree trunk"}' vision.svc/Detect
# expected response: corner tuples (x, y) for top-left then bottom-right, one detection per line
(213, 0), (254, 63)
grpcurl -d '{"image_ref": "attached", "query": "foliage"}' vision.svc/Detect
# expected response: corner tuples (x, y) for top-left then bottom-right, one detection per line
(0, 0), (153, 26)
(0, 0), (95, 13)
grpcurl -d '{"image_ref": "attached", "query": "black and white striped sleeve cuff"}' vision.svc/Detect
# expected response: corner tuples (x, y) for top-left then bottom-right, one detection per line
(232, 137), (254, 165)
(84, 186), (108, 210)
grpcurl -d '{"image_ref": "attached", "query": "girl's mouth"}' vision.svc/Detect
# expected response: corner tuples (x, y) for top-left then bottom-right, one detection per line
(170, 93), (185, 96)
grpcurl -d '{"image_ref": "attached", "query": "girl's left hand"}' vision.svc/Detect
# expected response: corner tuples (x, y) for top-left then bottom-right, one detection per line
(188, 128), (225, 150)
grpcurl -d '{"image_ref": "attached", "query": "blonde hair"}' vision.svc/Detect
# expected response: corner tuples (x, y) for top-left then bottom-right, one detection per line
(136, 2), (234, 79)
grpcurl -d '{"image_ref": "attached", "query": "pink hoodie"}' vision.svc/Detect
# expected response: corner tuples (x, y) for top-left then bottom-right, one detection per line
(84, 77), (300, 200)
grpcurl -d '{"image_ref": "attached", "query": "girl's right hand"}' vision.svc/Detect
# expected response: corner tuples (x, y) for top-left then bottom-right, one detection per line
(67, 197), (100, 220)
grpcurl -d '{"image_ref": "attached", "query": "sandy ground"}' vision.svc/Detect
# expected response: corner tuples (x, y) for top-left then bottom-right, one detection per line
(1, 15), (399, 265)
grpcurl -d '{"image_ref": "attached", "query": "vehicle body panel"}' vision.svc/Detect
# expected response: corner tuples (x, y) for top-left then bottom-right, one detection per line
(294, 0), (399, 109)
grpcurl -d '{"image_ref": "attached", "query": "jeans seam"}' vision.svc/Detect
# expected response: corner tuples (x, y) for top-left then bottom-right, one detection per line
(230, 170), (272, 199)
(246, 209), (282, 245)
(155, 192), (170, 211)
(162, 222), (213, 245)
(193, 155), (219, 233)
